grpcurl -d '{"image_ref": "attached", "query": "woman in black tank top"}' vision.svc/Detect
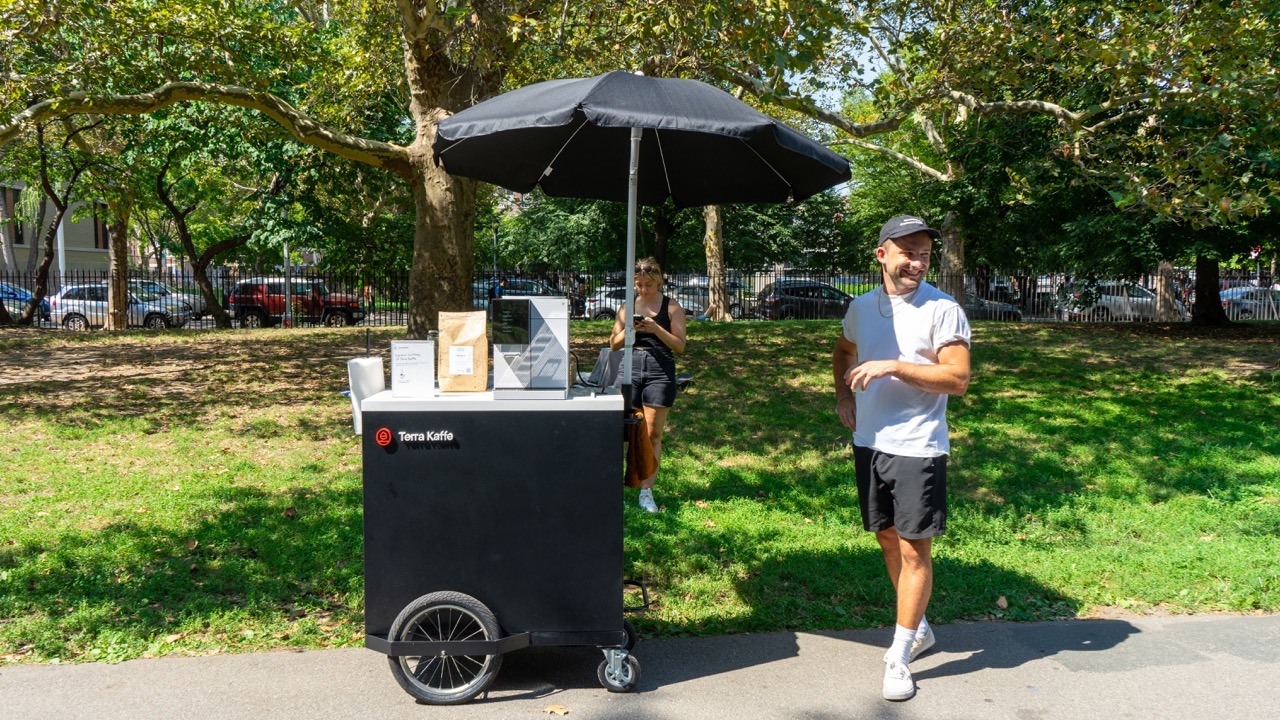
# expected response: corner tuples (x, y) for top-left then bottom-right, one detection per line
(609, 258), (687, 513)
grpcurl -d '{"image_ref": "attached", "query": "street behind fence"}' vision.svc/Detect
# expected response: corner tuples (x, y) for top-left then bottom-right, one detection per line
(3, 267), (1276, 330)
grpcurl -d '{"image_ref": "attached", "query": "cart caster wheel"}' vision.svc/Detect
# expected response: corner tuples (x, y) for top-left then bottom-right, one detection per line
(623, 618), (638, 651)
(597, 653), (641, 693)
(387, 591), (503, 705)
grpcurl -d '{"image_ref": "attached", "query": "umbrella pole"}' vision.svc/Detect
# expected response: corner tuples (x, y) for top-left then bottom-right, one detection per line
(622, 127), (641, 419)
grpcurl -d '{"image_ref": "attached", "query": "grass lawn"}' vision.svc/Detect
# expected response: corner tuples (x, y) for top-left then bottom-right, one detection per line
(1, 320), (1278, 664)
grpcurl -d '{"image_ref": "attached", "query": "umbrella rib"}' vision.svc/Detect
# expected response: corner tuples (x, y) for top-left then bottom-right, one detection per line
(738, 137), (794, 197)
(539, 117), (591, 181)
(653, 129), (674, 197)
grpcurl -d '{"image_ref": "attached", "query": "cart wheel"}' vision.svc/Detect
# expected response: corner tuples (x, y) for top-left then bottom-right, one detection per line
(386, 591), (503, 705)
(597, 653), (641, 693)
(623, 618), (638, 651)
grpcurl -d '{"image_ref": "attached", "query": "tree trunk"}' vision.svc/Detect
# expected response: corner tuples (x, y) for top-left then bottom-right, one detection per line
(402, 44), (497, 338)
(406, 148), (477, 336)
(26, 205), (69, 325)
(0, 205), (14, 273)
(1192, 254), (1229, 325)
(703, 205), (732, 321)
(1154, 261), (1180, 321)
(104, 195), (132, 330)
(25, 199), (45, 275)
(936, 211), (966, 302)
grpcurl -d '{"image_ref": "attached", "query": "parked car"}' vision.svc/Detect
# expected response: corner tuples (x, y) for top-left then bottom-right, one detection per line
(50, 283), (192, 330)
(227, 277), (365, 328)
(582, 286), (630, 320)
(672, 286), (736, 319)
(755, 280), (852, 320)
(470, 278), (561, 310)
(128, 279), (208, 319)
(963, 292), (1023, 321)
(0, 281), (51, 321)
(674, 278), (753, 318)
(1056, 281), (1189, 321)
(1220, 287), (1280, 320)
(582, 286), (699, 321)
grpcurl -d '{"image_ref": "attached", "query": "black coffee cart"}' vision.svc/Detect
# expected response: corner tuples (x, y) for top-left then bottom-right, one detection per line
(360, 389), (640, 704)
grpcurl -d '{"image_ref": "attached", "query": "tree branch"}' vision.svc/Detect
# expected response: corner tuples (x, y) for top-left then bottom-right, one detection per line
(710, 64), (908, 138)
(827, 138), (953, 182)
(2, 82), (414, 178)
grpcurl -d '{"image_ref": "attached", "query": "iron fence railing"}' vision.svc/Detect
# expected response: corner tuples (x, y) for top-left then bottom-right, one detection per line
(1, 267), (1273, 330)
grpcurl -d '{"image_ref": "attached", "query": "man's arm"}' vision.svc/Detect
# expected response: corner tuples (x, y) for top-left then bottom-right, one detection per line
(833, 333), (858, 429)
(844, 341), (970, 396)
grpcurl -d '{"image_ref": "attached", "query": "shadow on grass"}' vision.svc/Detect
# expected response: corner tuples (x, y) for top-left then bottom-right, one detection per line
(0, 482), (365, 660)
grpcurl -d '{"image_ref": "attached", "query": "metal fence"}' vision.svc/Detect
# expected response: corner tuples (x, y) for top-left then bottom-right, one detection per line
(2, 267), (1275, 330)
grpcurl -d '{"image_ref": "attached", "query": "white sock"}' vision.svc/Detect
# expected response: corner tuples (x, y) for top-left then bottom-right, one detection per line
(917, 615), (930, 640)
(888, 624), (915, 667)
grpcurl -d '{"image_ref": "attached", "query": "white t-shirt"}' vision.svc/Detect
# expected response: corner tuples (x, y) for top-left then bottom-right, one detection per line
(841, 282), (970, 457)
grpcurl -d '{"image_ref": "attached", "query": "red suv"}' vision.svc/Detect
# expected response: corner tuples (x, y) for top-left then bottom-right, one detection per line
(227, 277), (365, 328)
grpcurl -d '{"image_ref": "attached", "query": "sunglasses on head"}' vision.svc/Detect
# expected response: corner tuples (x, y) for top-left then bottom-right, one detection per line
(635, 265), (660, 275)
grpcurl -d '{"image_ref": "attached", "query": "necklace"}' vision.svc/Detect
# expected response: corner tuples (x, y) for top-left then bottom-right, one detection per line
(876, 286), (918, 319)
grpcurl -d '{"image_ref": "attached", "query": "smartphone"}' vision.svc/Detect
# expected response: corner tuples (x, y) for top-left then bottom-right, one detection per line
(633, 314), (644, 325)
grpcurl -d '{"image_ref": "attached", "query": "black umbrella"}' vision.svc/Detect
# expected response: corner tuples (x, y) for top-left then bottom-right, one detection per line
(433, 70), (851, 405)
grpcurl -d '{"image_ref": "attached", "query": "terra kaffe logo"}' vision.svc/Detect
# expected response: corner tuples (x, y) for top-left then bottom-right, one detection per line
(374, 427), (459, 450)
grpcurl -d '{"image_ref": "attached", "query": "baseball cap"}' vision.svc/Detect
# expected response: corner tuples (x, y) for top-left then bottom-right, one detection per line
(878, 215), (941, 244)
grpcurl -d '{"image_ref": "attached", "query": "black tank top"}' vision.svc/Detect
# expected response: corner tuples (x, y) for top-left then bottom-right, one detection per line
(633, 294), (674, 357)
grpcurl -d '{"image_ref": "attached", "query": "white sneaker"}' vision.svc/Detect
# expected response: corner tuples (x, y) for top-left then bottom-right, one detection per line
(910, 624), (936, 661)
(638, 489), (658, 513)
(882, 661), (915, 701)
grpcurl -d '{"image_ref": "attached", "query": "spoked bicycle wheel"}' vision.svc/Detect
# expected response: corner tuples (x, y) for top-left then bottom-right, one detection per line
(387, 591), (503, 705)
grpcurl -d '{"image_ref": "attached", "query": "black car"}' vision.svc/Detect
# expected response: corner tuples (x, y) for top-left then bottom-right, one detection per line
(755, 280), (852, 320)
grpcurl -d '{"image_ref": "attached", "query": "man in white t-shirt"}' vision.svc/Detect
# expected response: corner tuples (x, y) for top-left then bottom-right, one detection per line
(832, 215), (971, 702)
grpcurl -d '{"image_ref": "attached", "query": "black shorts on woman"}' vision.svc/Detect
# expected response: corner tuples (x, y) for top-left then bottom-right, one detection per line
(631, 295), (678, 408)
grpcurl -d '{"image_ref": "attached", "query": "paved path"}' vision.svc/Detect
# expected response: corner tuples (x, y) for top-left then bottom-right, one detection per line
(3, 615), (1277, 720)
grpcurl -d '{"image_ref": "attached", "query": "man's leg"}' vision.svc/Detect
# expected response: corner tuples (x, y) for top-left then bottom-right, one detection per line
(877, 528), (934, 665)
(876, 528), (933, 629)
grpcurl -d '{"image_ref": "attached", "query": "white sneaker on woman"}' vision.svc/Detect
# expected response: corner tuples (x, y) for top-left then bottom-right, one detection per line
(638, 489), (658, 513)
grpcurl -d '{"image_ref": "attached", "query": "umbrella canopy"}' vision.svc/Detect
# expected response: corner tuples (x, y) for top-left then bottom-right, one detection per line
(432, 71), (850, 413)
(433, 71), (850, 207)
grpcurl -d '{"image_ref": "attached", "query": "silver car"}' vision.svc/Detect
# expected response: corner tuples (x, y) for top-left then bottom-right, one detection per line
(1057, 281), (1189, 322)
(128, 279), (208, 319)
(51, 284), (193, 330)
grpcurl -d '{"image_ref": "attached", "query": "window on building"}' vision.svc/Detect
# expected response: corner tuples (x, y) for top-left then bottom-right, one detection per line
(93, 207), (111, 250)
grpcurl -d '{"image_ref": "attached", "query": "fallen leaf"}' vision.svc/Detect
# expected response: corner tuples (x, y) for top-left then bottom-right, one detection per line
(1200, 535), (1216, 542)
(284, 506), (298, 518)
(288, 608), (307, 620)
(135, 507), (149, 514)
(996, 596), (1009, 610)
(542, 705), (570, 716)
(164, 633), (185, 643)
(184, 539), (199, 551)
(804, 518), (813, 524)
(694, 500), (709, 509)
(703, 520), (716, 528)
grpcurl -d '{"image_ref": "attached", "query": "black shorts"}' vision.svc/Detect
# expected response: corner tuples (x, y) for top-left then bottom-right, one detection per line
(631, 348), (676, 408)
(854, 445), (947, 539)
